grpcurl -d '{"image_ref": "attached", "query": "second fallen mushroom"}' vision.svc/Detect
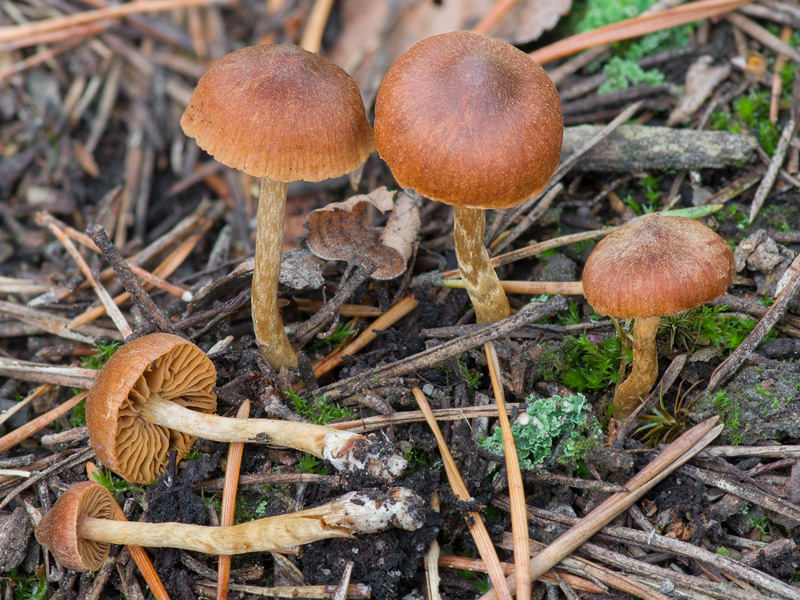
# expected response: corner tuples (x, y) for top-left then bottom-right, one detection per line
(36, 481), (425, 572)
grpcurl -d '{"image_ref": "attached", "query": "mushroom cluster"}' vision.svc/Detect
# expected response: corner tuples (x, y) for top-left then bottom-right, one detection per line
(582, 213), (735, 418)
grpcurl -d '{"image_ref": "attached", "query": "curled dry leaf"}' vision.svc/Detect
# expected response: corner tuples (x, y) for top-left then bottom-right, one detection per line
(481, 0), (572, 45)
(667, 56), (731, 127)
(305, 187), (420, 280)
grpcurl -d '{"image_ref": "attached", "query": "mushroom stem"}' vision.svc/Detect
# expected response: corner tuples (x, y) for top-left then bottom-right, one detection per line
(614, 316), (660, 418)
(140, 396), (353, 461)
(77, 504), (353, 555)
(252, 177), (298, 370)
(453, 207), (510, 323)
(45, 485), (424, 570)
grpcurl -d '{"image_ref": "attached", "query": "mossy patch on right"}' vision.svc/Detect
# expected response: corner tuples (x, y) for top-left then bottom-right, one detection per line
(693, 359), (800, 445)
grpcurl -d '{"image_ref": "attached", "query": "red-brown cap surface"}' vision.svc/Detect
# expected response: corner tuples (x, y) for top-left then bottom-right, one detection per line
(86, 334), (217, 484)
(181, 44), (376, 182)
(374, 31), (563, 210)
(35, 481), (115, 572)
(582, 213), (735, 319)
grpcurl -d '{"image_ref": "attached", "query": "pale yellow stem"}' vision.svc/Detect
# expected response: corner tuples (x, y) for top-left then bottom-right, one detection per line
(252, 178), (298, 370)
(614, 316), (660, 418)
(139, 396), (349, 458)
(453, 207), (510, 323)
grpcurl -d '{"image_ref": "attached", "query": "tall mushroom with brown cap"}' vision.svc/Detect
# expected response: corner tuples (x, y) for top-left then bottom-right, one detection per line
(181, 44), (376, 370)
(374, 31), (563, 323)
(36, 481), (425, 572)
(86, 333), (406, 484)
(582, 213), (735, 418)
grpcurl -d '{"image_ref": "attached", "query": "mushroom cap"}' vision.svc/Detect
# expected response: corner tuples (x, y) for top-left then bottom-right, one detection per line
(86, 333), (217, 484)
(35, 481), (115, 572)
(180, 44), (376, 182)
(374, 31), (563, 210)
(582, 213), (735, 319)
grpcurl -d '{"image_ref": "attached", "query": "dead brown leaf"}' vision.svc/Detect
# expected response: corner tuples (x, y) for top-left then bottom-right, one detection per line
(305, 187), (420, 280)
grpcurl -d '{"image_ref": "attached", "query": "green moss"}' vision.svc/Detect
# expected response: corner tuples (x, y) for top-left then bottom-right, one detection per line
(540, 334), (629, 392)
(2, 569), (47, 600)
(711, 90), (786, 154)
(712, 391), (743, 445)
(570, 0), (693, 93)
(598, 57), (664, 94)
(660, 305), (777, 354)
(284, 390), (353, 425)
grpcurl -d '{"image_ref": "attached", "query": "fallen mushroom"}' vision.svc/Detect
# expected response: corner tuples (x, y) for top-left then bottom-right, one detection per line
(36, 481), (426, 572)
(86, 333), (406, 483)
(582, 213), (735, 418)
(374, 31), (562, 324)
(181, 44), (375, 371)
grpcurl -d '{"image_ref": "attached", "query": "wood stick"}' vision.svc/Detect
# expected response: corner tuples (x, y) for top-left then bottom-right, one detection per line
(478, 417), (722, 600)
(36, 213), (132, 338)
(217, 401), (250, 600)
(0, 0), (229, 44)
(0, 392), (87, 454)
(412, 386), (512, 600)
(484, 342), (530, 600)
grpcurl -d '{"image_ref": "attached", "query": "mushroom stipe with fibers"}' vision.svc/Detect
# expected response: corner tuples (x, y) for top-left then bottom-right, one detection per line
(36, 481), (426, 572)
(582, 213), (735, 418)
(181, 45), (375, 371)
(86, 333), (406, 484)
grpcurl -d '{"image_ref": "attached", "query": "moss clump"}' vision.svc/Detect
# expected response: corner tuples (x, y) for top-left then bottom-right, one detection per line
(540, 334), (629, 392)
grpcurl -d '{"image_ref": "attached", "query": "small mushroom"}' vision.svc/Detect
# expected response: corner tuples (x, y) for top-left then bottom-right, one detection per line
(36, 481), (425, 572)
(181, 45), (375, 371)
(86, 333), (405, 483)
(582, 213), (735, 418)
(374, 31), (563, 323)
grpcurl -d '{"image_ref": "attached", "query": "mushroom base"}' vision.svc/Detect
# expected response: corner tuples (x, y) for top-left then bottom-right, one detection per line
(614, 316), (660, 419)
(453, 207), (510, 324)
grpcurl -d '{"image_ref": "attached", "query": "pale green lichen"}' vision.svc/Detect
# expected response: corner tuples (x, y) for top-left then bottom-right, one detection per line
(481, 394), (601, 470)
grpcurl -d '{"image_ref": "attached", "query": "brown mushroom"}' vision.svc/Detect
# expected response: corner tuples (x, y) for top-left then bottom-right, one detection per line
(181, 44), (375, 370)
(86, 333), (405, 484)
(374, 31), (563, 323)
(582, 213), (735, 418)
(36, 481), (425, 572)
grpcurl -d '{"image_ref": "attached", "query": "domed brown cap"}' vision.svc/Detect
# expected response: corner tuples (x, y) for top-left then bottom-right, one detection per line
(181, 44), (376, 182)
(35, 481), (115, 572)
(583, 213), (735, 319)
(86, 333), (217, 484)
(374, 31), (563, 210)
